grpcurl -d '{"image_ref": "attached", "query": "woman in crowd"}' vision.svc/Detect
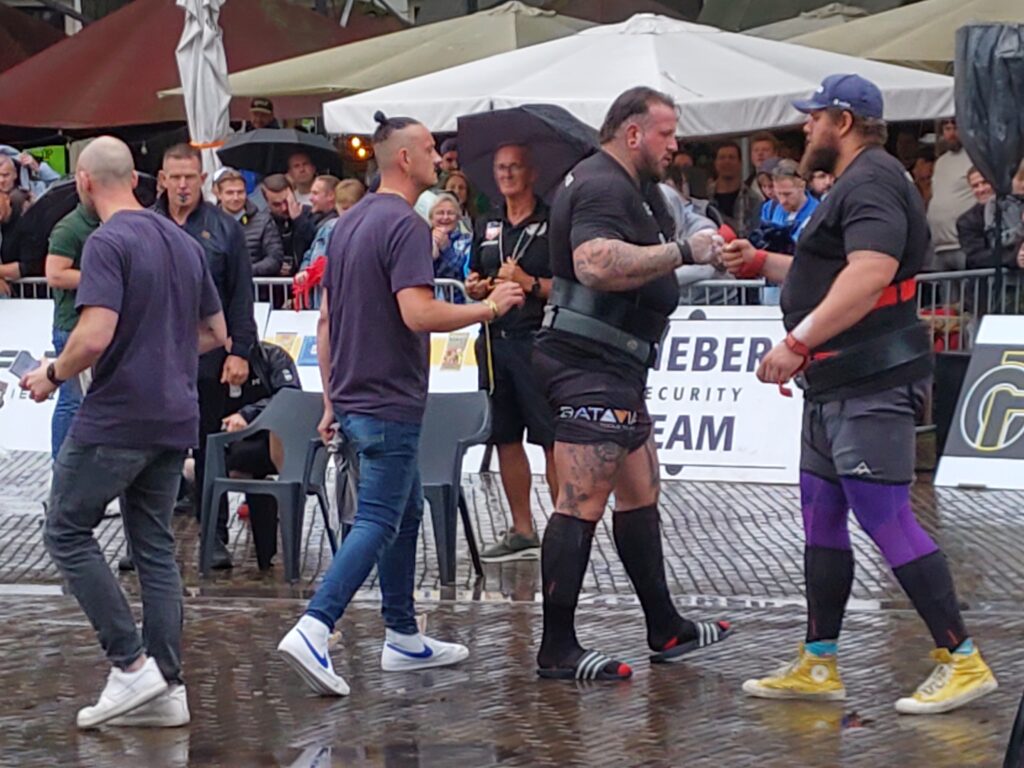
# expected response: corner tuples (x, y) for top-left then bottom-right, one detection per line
(443, 170), (475, 234)
(429, 192), (471, 303)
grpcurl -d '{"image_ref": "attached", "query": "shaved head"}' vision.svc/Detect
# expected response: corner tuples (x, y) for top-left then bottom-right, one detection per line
(374, 122), (427, 170)
(370, 113), (439, 194)
(78, 136), (135, 186)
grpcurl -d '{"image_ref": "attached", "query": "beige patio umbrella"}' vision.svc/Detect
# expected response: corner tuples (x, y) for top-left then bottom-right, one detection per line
(745, 3), (870, 41)
(160, 1), (592, 100)
(790, 0), (1024, 73)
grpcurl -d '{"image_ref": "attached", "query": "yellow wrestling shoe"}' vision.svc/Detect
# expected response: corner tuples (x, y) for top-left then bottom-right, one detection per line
(742, 645), (846, 701)
(895, 645), (997, 715)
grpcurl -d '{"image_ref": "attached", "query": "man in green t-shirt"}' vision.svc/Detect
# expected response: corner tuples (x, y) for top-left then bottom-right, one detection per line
(45, 202), (100, 459)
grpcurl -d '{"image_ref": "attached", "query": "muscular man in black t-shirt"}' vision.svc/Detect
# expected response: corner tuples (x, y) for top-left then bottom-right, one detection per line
(533, 87), (732, 682)
(465, 144), (557, 563)
(724, 74), (996, 714)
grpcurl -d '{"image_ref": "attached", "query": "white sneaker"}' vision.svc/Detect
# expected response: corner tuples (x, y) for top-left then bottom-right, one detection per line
(109, 685), (190, 727)
(277, 615), (350, 697)
(381, 630), (469, 672)
(77, 657), (169, 729)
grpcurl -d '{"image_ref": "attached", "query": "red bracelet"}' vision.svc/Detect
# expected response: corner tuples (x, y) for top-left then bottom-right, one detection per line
(784, 332), (811, 359)
(737, 249), (768, 279)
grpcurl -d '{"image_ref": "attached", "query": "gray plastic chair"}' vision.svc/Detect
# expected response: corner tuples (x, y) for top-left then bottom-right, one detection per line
(419, 391), (490, 586)
(199, 389), (336, 582)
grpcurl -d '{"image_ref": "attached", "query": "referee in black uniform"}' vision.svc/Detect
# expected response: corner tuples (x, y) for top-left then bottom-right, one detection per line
(466, 144), (557, 563)
(533, 87), (731, 681)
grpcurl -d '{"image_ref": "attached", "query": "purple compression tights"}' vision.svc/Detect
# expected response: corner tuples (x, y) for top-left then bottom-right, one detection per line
(801, 473), (937, 567)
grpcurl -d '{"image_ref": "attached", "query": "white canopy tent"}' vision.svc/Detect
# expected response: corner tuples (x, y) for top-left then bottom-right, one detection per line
(323, 14), (955, 136)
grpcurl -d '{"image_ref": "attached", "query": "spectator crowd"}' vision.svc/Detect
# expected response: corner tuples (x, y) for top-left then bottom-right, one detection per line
(3, 98), (1024, 569)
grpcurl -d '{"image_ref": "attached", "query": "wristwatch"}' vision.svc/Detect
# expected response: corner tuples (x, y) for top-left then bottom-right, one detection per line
(46, 362), (65, 386)
(529, 276), (541, 297)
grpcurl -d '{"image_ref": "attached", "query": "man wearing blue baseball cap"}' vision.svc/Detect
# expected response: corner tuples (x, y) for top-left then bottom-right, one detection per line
(723, 74), (997, 715)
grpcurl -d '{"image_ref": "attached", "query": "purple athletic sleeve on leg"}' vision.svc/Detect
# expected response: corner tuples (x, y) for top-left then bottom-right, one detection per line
(842, 478), (938, 568)
(801, 472), (851, 550)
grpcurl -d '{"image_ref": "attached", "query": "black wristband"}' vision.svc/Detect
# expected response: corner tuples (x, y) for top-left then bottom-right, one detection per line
(46, 362), (65, 386)
(676, 240), (693, 266)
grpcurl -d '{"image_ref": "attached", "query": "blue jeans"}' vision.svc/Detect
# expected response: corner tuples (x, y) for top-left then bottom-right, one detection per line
(306, 413), (423, 635)
(51, 328), (83, 460)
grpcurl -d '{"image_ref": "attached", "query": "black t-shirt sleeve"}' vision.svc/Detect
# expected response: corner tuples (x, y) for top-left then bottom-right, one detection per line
(569, 176), (637, 251)
(841, 170), (907, 261)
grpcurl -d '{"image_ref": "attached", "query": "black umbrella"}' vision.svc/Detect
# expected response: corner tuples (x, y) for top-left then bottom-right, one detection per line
(955, 23), (1024, 313)
(457, 104), (599, 205)
(216, 128), (342, 176)
(13, 174), (157, 277)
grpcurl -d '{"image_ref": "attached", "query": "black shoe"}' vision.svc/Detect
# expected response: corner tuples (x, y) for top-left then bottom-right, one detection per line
(211, 541), (233, 570)
(118, 555), (135, 572)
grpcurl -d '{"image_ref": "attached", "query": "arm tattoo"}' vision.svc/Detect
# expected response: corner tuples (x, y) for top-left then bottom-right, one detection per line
(573, 238), (681, 292)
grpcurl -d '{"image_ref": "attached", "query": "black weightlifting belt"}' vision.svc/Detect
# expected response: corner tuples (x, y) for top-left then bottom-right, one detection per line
(541, 278), (669, 366)
(796, 323), (932, 397)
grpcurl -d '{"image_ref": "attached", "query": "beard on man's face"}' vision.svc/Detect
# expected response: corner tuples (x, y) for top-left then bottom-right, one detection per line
(638, 145), (668, 182)
(802, 143), (840, 178)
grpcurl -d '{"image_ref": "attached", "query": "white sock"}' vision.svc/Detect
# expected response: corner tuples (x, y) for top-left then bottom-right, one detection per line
(298, 614), (330, 645)
(386, 628), (426, 652)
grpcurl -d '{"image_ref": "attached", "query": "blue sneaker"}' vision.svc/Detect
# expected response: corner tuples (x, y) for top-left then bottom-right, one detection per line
(278, 616), (350, 696)
(380, 630), (469, 672)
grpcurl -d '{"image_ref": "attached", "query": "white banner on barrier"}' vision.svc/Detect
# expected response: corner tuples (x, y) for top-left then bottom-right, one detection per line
(653, 306), (801, 484)
(0, 300), (58, 453)
(1, 302), (803, 484)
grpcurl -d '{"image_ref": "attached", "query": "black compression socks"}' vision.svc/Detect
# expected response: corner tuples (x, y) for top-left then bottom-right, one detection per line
(537, 514), (596, 669)
(613, 505), (695, 650)
(893, 550), (968, 651)
(804, 546), (855, 643)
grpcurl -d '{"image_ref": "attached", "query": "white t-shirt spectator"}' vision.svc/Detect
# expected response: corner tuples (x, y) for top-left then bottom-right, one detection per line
(927, 148), (974, 255)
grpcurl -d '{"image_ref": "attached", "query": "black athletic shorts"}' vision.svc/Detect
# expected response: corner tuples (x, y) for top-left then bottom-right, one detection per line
(476, 334), (555, 447)
(533, 347), (652, 453)
(801, 379), (929, 485)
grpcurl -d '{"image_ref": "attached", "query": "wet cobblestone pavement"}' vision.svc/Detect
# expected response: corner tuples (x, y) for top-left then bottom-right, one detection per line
(0, 596), (1018, 767)
(2, 449), (1023, 766)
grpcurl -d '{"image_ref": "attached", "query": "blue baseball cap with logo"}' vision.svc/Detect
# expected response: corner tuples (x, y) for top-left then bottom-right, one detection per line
(792, 74), (884, 119)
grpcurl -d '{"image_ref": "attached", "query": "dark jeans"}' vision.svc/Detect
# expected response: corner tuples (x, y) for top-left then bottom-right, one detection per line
(306, 413), (423, 635)
(50, 328), (83, 460)
(45, 439), (186, 684)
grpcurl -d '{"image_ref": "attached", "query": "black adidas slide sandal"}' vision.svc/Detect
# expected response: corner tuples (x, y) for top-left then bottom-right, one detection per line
(537, 649), (633, 681)
(650, 621), (733, 664)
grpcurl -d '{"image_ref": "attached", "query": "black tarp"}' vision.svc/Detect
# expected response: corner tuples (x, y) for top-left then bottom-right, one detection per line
(955, 23), (1024, 311)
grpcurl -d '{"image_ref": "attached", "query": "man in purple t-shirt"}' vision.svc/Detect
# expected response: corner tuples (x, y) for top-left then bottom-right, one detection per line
(21, 137), (226, 729)
(277, 114), (524, 697)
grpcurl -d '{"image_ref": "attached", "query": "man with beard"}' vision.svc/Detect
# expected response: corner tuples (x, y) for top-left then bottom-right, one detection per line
(926, 118), (975, 271)
(533, 86), (732, 682)
(724, 75), (997, 714)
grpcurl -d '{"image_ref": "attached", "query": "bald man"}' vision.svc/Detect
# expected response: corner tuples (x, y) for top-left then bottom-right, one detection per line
(276, 114), (526, 698)
(21, 136), (227, 729)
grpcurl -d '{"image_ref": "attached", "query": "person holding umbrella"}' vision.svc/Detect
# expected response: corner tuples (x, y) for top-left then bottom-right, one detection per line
(465, 144), (557, 562)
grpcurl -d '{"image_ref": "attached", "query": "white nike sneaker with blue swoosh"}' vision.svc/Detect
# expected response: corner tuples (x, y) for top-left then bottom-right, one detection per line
(381, 630), (469, 672)
(277, 616), (350, 696)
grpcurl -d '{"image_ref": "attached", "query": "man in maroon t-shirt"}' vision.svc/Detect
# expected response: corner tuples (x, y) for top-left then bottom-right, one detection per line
(276, 114), (524, 697)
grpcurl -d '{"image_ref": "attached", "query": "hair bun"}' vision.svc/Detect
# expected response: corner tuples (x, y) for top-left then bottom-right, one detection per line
(373, 111), (387, 126)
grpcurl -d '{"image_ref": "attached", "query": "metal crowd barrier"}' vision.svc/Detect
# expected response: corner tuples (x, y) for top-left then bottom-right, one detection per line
(917, 268), (1024, 353)
(10, 272), (1024, 347)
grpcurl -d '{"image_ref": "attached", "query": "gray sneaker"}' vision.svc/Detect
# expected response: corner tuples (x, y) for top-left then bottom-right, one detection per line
(480, 529), (541, 563)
